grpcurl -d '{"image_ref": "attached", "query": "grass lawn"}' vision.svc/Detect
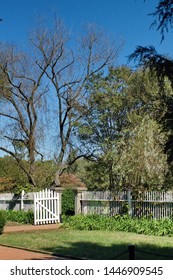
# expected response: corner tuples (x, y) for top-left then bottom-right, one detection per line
(1, 228), (173, 259)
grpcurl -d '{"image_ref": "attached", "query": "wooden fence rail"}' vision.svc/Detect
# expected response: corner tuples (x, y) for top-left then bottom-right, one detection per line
(80, 190), (173, 219)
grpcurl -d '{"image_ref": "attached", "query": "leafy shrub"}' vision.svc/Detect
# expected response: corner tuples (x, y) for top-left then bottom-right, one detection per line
(60, 173), (86, 189)
(0, 177), (16, 193)
(13, 184), (35, 195)
(0, 210), (34, 224)
(62, 189), (75, 216)
(24, 210), (34, 224)
(63, 214), (173, 236)
(0, 211), (6, 234)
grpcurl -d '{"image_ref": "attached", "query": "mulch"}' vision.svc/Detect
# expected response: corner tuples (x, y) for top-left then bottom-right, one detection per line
(0, 223), (69, 260)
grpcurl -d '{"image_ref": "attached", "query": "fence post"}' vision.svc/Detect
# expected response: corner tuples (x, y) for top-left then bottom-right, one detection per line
(20, 190), (25, 210)
(75, 187), (88, 215)
(127, 189), (132, 216)
(50, 187), (64, 223)
(34, 192), (37, 225)
(128, 245), (135, 260)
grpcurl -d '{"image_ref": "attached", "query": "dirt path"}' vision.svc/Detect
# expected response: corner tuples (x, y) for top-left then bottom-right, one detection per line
(0, 223), (69, 260)
(0, 245), (67, 260)
(4, 223), (61, 233)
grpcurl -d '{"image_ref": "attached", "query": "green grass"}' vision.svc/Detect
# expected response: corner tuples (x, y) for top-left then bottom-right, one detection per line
(1, 229), (173, 259)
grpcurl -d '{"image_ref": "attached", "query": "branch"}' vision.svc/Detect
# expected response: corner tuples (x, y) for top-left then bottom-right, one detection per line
(9, 97), (29, 137)
(34, 148), (44, 162)
(58, 151), (96, 176)
(0, 146), (16, 158)
(56, 56), (74, 77)
(150, 0), (173, 41)
(88, 53), (112, 77)
(0, 112), (20, 122)
(68, 152), (96, 166)
(4, 135), (26, 144)
(3, 68), (29, 102)
(129, 45), (173, 87)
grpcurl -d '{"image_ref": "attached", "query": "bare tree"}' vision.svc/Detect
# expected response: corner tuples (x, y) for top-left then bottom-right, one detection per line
(31, 21), (121, 186)
(0, 19), (122, 187)
(0, 44), (49, 187)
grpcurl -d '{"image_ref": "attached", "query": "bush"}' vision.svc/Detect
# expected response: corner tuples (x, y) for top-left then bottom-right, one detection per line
(0, 210), (34, 224)
(62, 189), (75, 216)
(0, 211), (6, 234)
(24, 209), (34, 224)
(62, 214), (173, 236)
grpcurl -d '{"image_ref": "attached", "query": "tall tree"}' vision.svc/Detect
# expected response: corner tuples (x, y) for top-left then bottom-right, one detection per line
(0, 44), (48, 187)
(114, 116), (168, 192)
(31, 21), (120, 186)
(78, 66), (136, 189)
(78, 66), (170, 190)
(129, 0), (173, 173)
(129, 0), (173, 86)
(0, 19), (121, 187)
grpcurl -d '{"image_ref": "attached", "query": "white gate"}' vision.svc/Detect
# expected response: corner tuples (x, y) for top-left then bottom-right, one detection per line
(34, 188), (60, 225)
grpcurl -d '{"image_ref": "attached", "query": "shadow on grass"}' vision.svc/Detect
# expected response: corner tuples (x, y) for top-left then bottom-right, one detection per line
(41, 241), (173, 260)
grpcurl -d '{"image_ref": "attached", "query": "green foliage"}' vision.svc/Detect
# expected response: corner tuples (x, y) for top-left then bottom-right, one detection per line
(1, 64), (173, 192)
(114, 116), (168, 191)
(81, 160), (110, 190)
(0, 157), (57, 191)
(81, 67), (132, 153)
(62, 189), (75, 216)
(0, 210), (34, 224)
(63, 214), (173, 236)
(13, 184), (36, 195)
(0, 211), (6, 234)
(33, 160), (57, 188)
(0, 156), (28, 192)
(79, 67), (134, 189)
(78, 67), (171, 191)
(24, 210), (34, 224)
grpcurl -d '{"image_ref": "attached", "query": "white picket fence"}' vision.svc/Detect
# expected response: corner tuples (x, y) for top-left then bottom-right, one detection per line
(2, 188), (173, 221)
(34, 188), (60, 225)
(80, 190), (173, 219)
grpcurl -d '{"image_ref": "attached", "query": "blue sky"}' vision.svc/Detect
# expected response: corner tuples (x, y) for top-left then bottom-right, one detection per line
(1, 0), (173, 65)
(0, 0), (173, 158)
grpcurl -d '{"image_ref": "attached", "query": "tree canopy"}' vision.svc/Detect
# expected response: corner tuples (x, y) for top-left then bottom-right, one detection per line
(0, 19), (121, 189)
(1, 8), (173, 193)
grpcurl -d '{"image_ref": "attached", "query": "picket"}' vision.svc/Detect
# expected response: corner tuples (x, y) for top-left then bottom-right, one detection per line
(80, 190), (173, 219)
(34, 188), (60, 225)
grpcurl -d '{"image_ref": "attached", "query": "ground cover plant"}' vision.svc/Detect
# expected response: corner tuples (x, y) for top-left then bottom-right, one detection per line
(0, 211), (6, 234)
(62, 214), (173, 236)
(0, 228), (173, 259)
(0, 210), (34, 225)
